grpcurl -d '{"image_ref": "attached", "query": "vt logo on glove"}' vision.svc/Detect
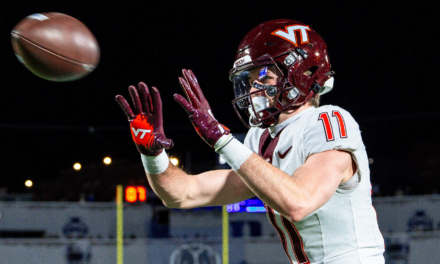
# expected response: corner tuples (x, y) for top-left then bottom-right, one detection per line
(132, 127), (152, 139)
(116, 82), (173, 156)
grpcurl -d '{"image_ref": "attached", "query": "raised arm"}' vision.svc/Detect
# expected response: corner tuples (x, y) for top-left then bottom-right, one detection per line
(147, 166), (254, 208)
(116, 82), (254, 209)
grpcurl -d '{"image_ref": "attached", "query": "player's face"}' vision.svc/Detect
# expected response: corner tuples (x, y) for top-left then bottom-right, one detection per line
(248, 66), (278, 90)
(247, 65), (279, 106)
(231, 64), (293, 127)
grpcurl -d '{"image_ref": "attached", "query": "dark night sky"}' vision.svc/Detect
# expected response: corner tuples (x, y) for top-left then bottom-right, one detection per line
(0, 1), (439, 196)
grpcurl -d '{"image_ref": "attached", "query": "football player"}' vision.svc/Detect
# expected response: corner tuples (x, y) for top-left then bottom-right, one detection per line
(116, 19), (385, 264)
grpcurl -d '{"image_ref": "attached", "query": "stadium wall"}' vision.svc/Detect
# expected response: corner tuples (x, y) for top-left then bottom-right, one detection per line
(1, 195), (440, 263)
(0, 234), (439, 264)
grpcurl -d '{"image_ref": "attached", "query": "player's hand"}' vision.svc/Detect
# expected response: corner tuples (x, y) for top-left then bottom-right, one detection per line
(116, 83), (173, 156)
(174, 69), (230, 148)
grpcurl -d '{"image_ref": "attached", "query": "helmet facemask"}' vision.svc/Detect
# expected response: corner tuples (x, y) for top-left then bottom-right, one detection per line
(231, 52), (309, 128)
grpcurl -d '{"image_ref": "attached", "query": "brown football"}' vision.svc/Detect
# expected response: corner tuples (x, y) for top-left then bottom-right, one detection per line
(11, 13), (100, 82)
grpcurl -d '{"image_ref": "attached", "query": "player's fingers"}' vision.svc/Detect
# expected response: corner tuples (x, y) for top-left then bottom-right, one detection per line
(174, 94), (195, 115)
(149, 86), (162, 115)
(182, 69), (199, 100)
(115, 95), (136, 120)
(187, 69), (207, 102)
(155, 136), (174, 150)
(128, 85), (143, 114)
(178, 76), (199, 107)
(138, 82), (153, 115)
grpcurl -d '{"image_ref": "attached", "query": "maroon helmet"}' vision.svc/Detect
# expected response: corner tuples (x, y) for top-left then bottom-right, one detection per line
(229, 19), (335, 128)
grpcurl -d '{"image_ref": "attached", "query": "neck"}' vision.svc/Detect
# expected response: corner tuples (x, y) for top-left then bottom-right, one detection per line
(276, 103), (312, 125)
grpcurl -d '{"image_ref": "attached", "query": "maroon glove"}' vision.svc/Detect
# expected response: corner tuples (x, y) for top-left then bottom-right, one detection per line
(174, 69), (230, 148)
(116, 82), (173, 156)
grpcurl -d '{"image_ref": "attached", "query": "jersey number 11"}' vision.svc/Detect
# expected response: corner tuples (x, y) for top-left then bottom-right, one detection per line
(318, 111), (347, 142)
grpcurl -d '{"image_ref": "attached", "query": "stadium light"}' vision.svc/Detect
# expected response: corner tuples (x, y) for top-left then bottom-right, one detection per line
(73, 163), (81, 170)
(25, 180), (33, 187)
(170, 157), (179, 166)
(103, 157), (112, 165)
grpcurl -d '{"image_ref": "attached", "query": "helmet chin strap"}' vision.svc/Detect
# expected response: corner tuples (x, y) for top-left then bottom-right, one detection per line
(248, 96), (278, 128)
(246, 95), (288, 128)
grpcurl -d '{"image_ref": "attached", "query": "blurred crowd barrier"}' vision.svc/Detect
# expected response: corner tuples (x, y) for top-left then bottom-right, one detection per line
(374, 195), (440, 232)
(0, 202), (152, 239)
(0, 195), (439, 263)
(0, 234), (439, 264)
(0, 237), (287, 264)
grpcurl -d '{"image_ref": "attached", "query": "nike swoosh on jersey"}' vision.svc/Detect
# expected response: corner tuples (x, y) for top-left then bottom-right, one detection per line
(277, 146), (292, 159)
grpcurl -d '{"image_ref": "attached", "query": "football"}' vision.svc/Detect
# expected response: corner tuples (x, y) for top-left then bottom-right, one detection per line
(11, 13), (100, 82)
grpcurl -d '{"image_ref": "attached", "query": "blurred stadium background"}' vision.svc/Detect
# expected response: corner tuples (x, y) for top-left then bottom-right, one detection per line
(1, 1), (439, 263)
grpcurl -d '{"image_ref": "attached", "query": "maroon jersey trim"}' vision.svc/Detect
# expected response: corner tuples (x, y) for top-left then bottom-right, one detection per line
(266, 206), (295, 263)
(258, 129), (271, 157)
(259, 126), (309, 264)
(281, 216), (310, 264)
(258, 127), (287, 162)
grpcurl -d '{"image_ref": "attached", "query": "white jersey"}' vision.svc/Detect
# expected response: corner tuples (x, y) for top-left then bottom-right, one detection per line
(244, 105), (384, 264)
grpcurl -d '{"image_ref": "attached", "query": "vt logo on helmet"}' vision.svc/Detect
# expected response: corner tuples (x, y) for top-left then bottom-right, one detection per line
(229, 19), (335, 128)
(271, 25), (311, 46)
